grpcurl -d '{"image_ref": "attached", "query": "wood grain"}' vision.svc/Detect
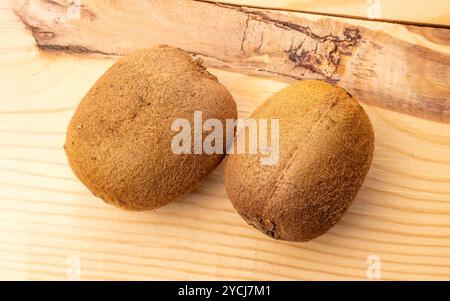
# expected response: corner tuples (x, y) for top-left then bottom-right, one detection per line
(210, 0), (450, 27)
(12, 0), (450, 123)
(1, 0), (450, 280)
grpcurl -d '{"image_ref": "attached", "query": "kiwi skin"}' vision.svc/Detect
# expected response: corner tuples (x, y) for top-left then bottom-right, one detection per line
(65, 45), (237, 211)
(224, 80), (374, 242)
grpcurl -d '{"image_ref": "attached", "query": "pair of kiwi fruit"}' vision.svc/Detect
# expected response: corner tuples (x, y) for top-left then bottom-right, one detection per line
(65, 45), (374, 242)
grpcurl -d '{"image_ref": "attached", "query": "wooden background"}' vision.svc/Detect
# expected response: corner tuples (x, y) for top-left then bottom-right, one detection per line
(1, 0), (450, 280)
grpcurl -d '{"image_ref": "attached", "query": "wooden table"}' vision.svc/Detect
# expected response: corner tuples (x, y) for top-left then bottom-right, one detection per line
(1, 0), (449, 280)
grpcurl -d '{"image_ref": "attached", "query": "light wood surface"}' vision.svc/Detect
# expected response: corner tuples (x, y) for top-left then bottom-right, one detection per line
(1, 0), (450, 280)
(211, 0), (450, 27)
(13, 0), (450, 123)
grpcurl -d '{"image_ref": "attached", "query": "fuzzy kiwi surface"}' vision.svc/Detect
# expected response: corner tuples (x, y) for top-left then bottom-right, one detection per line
(65, 45), (237, 210)
(224, 80), (374, 242)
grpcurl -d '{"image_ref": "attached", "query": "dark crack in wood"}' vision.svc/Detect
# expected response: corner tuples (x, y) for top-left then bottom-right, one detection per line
(241, 11), (360, 81)
(40, 44), (119, 56)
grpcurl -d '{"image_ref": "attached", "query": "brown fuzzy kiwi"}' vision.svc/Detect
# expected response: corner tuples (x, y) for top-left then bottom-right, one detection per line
(224, 80), (374, 242)
(65, 45), (237, 210)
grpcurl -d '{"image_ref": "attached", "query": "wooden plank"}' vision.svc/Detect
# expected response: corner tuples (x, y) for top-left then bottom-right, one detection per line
(1, 0), (450, 280)
(12, 0), (450, 123)
(210, 0), (450, 27)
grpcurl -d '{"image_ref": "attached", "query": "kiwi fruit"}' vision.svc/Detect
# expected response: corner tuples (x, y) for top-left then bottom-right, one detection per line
(224, 80), (374, 242)
(65, 45), (237, 210)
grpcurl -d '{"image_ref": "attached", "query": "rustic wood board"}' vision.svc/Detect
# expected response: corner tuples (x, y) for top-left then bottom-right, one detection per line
(211, 0), (450, 27)
(12, 0), (450, 123)
(1, 0), (450, 280)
